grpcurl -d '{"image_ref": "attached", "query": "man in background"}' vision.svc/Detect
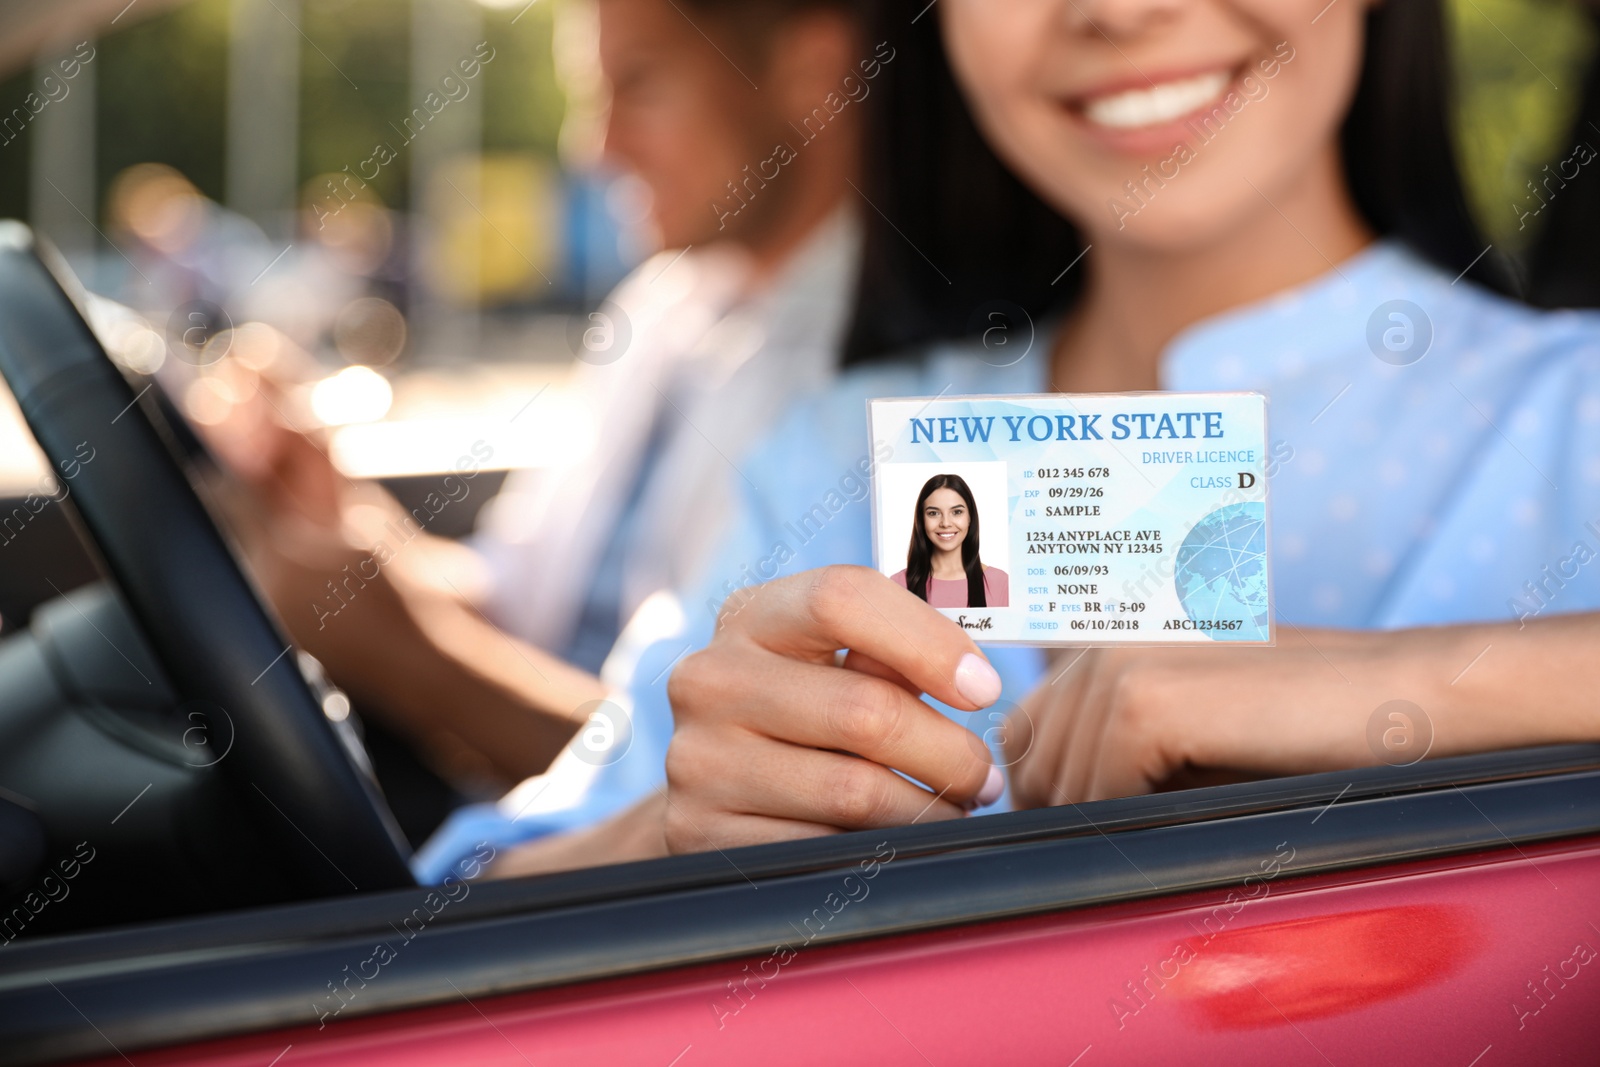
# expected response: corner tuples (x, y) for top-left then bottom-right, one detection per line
(476, 0), (869, 675)
(207, 0), (870, 849)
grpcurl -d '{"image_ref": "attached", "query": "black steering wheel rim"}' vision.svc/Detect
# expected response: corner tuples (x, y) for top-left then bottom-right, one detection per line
(0, 223), (413, 895)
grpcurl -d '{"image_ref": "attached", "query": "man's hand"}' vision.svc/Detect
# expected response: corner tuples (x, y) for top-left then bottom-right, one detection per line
(191, 328), (599, 787)
(194, 343), (344, 534)
(663, 566), (1006, 852)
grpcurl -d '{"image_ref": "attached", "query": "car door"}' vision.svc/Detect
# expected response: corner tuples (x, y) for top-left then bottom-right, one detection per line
(6, 744), (1598, 1066)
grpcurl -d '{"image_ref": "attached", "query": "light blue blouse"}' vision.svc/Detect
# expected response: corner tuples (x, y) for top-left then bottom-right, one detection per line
(413, 240), (1600, 883)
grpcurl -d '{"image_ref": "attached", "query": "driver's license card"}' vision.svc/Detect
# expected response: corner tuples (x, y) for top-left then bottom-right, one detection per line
(868, 392), (1273, 645)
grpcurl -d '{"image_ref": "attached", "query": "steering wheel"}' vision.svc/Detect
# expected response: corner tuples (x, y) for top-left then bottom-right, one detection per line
(0, 223), (413, 895)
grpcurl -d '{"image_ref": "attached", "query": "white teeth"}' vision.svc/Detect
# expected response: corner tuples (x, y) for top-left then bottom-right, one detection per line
(1083, 70), (1230, 129)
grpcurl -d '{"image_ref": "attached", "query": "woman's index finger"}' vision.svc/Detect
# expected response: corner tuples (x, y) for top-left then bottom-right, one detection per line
(741, 566), (1004, 712)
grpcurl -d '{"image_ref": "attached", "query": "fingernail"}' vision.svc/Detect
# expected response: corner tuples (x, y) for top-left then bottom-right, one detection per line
(954, 652), (1003, 707)
(976, 765), (1005, 808)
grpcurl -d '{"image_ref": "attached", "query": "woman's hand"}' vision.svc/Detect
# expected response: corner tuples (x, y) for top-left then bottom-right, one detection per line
(663, 566), (1007, 852)
(1004, 622), (1578, 809)
(1006, 628), (1427, 808)
(488, 794), (671, 879)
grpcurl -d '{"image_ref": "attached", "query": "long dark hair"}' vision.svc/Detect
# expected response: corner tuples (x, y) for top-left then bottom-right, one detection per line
(843, 0), (1520, 364)
(905, 473), (986, 608)
(1526, 4), (1600, 308)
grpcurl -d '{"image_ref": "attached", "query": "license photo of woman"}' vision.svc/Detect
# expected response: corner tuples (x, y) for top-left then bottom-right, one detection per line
(892, 473), (1009, 609)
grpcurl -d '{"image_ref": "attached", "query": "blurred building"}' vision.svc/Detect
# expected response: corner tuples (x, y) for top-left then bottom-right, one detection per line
(5, 0), (649, 373)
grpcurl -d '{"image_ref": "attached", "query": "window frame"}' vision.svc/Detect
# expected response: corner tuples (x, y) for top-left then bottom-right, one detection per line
(3, 742), (1599, 1066)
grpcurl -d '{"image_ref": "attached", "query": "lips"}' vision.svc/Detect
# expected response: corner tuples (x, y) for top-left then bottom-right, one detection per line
(1081, 69), (1232, 130)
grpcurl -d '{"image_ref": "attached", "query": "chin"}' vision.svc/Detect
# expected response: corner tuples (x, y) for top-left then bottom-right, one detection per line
(1109, 201), (1257, 250)
(654, 218), (705, 251)
(1071, 174), (1271, 252)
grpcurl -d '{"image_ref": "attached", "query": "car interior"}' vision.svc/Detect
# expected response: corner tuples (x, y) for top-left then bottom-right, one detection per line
(0, 222), (417, 936)
(3, 219), (1600, 1066)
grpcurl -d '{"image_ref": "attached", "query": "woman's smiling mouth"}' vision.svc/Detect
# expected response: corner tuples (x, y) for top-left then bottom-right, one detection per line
(1058, 64), (1248, 156)
(1080, 69), (1233, 130)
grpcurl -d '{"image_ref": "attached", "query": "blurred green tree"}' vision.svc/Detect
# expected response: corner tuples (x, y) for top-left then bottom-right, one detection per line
(0, 0), (568, 224)
(97, 0), (230, 206)
(1449, 0), (1597, 250)
(0, 0), (1592, 267)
